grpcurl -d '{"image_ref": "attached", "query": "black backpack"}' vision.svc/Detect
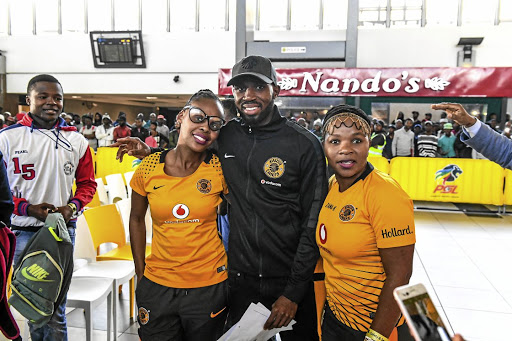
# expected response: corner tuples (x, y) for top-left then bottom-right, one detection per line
(8, 213), (74, 328)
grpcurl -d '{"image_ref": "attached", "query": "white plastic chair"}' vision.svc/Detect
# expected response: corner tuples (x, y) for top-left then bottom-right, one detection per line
(73, 215), (136, 340)
(115, 198), (131, 243)
(123, 171), (135, 198)
(67, 277), (114, 341)
(95, 178), (109, 205)
(105, 174), (128, 204)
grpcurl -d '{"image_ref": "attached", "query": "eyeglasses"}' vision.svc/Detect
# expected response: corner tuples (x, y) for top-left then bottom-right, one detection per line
(183, 106), (225, 131)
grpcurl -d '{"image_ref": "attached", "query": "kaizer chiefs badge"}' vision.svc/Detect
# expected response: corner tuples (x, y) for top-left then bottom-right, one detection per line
(197, 179), (212, 194)
(339, 205), (356, 222)
(138, 307), (150, 325)
(263, 157), (285, 179)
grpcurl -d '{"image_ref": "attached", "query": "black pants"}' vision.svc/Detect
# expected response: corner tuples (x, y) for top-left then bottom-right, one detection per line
(226, 271), (318, 341)
(136, 276), (228, 341)
(321, 304), (414, 341)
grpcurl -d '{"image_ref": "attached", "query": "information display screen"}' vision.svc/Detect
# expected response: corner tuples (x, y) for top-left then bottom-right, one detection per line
(98, 38), (134, 63)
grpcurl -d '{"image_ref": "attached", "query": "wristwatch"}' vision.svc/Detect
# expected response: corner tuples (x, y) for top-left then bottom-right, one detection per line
(67, 202), (78, 216)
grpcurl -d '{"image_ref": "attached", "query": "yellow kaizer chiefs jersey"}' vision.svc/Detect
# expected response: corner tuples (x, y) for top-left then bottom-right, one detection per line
(316, 163), (415, 332)
(130, 150), (228, 289)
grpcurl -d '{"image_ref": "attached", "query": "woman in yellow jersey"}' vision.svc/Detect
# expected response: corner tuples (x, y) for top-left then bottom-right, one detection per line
(317, 104), (415, 341)
(129, 90), (228, 341)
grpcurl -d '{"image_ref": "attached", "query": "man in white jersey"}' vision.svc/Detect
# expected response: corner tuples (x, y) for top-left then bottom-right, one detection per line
(0, 74), (96, 341)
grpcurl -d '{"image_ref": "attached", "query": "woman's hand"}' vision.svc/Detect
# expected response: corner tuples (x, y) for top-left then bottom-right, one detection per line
(111, 137), (151, 162)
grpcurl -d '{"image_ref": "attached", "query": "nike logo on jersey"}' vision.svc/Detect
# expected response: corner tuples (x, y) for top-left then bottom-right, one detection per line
(210, 307), (227, 318)
(224, 153), (235, 159)
(153, 185), (165, 190)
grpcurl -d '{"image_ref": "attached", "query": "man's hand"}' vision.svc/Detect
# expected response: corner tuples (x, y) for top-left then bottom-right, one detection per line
(111, 137), (151, 162)
(55, 205), (73, 223)
(27, 203), (57, 222)
(263, 296), (298, 330)
(431, 103), (477, 127)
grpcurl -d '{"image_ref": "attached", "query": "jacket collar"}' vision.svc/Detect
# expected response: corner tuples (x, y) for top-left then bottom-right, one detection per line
(239, 105), (285, 134)
(20, 113), (77, 132)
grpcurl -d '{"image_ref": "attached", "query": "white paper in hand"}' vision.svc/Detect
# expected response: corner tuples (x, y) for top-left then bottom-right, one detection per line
(217, 302), (295, 341)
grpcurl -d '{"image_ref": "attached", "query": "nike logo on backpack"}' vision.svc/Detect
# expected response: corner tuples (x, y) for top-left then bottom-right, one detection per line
(21, 264), (54, 282)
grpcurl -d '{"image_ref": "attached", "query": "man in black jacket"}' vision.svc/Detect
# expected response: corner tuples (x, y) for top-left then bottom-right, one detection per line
(113, 55), (327, 340)
(220, 56), (327, 340)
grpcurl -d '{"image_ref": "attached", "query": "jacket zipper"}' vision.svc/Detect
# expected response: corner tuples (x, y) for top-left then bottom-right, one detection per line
(244, 127), (262, 277)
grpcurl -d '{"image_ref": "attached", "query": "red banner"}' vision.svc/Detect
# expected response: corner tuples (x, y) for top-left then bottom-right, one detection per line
(218, 67), (512, 97)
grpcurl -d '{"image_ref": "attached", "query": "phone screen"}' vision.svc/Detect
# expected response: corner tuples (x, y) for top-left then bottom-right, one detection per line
(402, 293), (450, 341)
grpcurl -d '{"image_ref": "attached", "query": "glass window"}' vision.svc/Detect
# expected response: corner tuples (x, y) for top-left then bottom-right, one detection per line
(323, 0), (348, 30)
(114, 0), (139, 30)
(461, 0), (495, 25)
(390, 0), (422, 26)
(259, 0), (288, 30)
(62, 0), (84, 33)
(500, 0), (512, 22)
(170, 0), (195, 32)
(88, 0), (112, 31)
(36, 0), (59, 34)
(0, 0), (8, 34)
(142, 0), (167, 33)
(9, 0), (33, 35)
(199, 0), (226, 31)
(426, 0), (458, 25)
(290, 0), (320, 30)
(359, 0), (387, 26)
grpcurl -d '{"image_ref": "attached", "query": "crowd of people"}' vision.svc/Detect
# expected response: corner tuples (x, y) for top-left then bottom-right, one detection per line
(0, 109), (180, 152)
(369, 110), (510, 160)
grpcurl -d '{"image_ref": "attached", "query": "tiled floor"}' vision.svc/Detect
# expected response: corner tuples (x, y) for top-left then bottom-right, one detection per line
(4, 204), (511, 341)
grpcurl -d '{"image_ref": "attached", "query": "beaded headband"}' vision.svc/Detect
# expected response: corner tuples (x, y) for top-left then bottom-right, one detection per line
(322, 112), (372, 138)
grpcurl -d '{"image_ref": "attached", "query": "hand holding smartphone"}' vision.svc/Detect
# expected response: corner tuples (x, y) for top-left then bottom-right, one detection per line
(393, 283), (451, 341)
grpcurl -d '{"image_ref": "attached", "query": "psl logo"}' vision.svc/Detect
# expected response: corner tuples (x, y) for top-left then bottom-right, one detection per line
(433, 164), (463, 194)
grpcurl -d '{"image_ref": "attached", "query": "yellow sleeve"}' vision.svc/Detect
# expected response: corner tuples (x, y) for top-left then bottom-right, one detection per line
(221, 173), (229, 196)
(368, 174), (416, 249)
(130, 153), (160, 197)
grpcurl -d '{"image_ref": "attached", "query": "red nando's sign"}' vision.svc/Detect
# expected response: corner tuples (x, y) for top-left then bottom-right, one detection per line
(218, 67), (512, 98)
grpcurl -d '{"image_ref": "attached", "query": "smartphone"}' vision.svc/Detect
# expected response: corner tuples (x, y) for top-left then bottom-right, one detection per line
(394, 283), (451, 341)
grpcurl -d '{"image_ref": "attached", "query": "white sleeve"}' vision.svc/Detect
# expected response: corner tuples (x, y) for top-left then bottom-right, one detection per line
(463, 119), (482, 138)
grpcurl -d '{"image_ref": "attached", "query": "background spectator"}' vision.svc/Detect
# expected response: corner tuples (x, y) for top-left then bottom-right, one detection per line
(144, 112), (157, 129)
(64, 114), (72, 126)
(93, 112), (102, 126)
(416, 121), (438, 157)
(145, 122), (168, 148)
(72, 113), (82, 131)
(438, 123), (456, 158)
(382, 124), (395, 159)
(113, 116), (131, 142)
(156, 114), (170, 139)
(131, 117), (149, 142)
(311, 119), (322, 139)
(80, 114), (97, 151)
(95, 114), (114, 147)
(392, 118), (414, 157)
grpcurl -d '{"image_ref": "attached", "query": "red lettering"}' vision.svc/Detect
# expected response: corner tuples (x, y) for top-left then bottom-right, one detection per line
(433, 185), (458, 194)
(433, 185), (444, 193)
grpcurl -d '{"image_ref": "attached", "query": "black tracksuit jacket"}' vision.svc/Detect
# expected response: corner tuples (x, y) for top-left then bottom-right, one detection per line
(217, 107), (328, 303)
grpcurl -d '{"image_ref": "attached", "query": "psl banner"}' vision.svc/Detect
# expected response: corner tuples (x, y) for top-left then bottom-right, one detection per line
(218, 67), (512, 97)
(389, 157), (505, 205)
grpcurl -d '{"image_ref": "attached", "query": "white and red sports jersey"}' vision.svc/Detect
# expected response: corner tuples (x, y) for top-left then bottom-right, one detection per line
(0, 114), (96, 228)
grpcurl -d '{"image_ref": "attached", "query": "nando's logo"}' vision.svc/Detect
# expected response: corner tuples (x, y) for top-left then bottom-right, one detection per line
(433, 164), (463, 194)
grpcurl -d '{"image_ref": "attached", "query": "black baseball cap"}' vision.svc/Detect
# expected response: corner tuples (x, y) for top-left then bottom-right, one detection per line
(227, 55), (278, 86)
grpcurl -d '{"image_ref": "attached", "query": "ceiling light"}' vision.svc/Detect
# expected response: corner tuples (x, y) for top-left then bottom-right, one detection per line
(146, 96), (158, 99)
(71, 96), (81, 98)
